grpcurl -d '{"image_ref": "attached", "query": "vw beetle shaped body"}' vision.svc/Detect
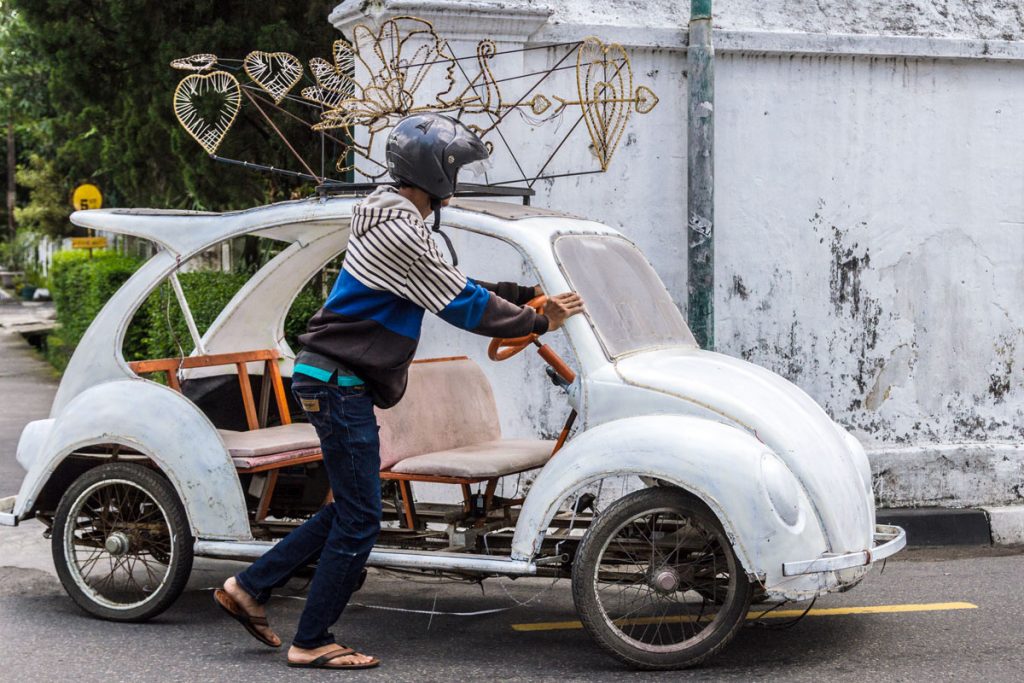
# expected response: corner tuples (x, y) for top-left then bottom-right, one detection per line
(1, 195), (904, 669)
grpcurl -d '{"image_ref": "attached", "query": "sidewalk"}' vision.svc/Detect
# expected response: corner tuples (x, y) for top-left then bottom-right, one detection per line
(0, 301), (58, 498)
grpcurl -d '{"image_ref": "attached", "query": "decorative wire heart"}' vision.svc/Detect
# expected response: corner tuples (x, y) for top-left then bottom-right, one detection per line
(303, 39), (357, 110)
(173, 71), (242, 155)
(576, 37), (633, 171)
(634, 85), (659, 115)
(170, 54), (218, 72)
(243, 51), (303, 104)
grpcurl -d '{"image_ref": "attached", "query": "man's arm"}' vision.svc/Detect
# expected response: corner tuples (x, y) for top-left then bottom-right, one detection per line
(474, 280), (539, 306)
(398, 230), (549, 338)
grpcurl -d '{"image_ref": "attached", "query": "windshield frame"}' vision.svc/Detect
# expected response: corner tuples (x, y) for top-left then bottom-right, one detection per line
(553, 233), (697, 360)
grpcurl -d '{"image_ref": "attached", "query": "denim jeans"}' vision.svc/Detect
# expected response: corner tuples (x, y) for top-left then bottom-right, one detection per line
(235, 379), (382, 649)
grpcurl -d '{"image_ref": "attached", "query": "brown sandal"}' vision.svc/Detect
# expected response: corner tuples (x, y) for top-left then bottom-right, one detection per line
(213, 588), (281, 648)
(287, 647), (380, 670)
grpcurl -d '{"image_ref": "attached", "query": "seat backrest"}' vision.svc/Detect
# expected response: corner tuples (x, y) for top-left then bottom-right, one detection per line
(377, 357), (501, 470)
(128, 349), (291, 430)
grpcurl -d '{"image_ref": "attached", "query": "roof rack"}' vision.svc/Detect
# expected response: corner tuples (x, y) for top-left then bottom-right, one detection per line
(208, 155), (535, 205)
(315, 181), (535, 205)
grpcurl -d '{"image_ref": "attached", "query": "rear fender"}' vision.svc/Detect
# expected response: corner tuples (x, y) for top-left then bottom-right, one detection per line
(511, 415), (829, 590)
(13, 379), (250, 540)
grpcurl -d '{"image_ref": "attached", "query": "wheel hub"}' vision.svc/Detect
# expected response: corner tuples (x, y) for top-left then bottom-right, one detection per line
(104, 531), (132, 557)
(650, 566), (680, 593)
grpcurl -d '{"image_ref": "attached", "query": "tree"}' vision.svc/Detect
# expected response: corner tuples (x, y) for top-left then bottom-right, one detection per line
(0, 4), (49, 240)
(9, 0), (340, 214)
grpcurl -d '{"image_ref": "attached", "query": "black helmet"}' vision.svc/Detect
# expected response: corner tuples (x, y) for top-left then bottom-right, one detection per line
(385, 113), (489, 200)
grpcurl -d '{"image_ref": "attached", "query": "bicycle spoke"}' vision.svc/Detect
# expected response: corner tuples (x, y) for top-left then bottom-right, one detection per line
(66, 480), (173, 609)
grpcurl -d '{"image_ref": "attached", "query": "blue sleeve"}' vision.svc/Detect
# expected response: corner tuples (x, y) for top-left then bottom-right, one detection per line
(437, 278), (548, 337)
(437, 280), (490, 330)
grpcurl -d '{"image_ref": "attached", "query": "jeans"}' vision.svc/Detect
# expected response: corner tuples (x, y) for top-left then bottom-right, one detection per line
(235, 379), (382, 649)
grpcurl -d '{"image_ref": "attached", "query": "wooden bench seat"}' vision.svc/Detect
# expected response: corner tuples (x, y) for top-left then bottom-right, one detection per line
(375, 356), (557, 528)
(388, 439), (553, 479)
(129, 349), (309, 521)
(130, 351), (562, 529)
(218, 423), (320, 459)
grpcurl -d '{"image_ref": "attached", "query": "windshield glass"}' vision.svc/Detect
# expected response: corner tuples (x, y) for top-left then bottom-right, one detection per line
(555, 235), (697, 358)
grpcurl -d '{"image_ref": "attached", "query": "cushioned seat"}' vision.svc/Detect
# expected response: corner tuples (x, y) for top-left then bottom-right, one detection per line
(389, 439), (555, 479)
(376, 358), (501, 471)
(220, 423), (319, 459)
(229, 447), (322, 471)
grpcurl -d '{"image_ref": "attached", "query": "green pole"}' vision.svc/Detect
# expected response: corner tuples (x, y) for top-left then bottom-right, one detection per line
(687, 0), (715, 349)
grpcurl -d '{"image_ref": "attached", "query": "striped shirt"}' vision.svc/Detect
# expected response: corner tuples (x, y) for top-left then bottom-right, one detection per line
(345, 203), (466, 313)
(297, 186), (548, 408)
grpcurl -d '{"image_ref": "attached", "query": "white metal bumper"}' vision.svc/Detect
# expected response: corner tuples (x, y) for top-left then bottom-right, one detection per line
(0, 495), (17, 527)
(782, 524), (906, 576)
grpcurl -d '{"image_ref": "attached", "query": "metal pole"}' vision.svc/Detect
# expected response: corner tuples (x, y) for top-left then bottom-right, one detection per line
(687, 0), (715, 350)
(169, 272), (206, 355)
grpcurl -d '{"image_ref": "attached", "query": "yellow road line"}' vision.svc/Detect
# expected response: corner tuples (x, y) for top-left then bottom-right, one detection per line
(510, 601), (978, 632)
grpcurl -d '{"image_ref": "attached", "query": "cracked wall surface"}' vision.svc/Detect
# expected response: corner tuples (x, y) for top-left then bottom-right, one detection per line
(714, 52), (1024, 449)
(422, 0), (1024, 41)
(334, 1), (1024, 505)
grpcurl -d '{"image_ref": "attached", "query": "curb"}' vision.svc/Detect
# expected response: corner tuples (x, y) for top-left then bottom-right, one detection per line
(982, 506), (1024, 545)
(877, 506), (1024, 546)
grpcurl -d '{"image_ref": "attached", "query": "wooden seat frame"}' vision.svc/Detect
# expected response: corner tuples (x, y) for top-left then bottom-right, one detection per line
(129, 350), (576, 530)
(129, 349), (305, 522)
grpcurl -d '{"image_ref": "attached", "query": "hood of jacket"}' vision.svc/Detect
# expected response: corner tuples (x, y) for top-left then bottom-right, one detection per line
(352, 186), (425, 234)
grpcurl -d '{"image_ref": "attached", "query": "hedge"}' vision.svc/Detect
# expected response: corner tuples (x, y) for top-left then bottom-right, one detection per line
(141, 272), (322, 358)
(48, 250), (143, 370)
(47, 253), (324, 369)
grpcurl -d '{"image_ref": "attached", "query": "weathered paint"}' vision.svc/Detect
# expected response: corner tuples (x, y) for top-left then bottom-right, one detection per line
(13, 197), (890, 594)
(12, 381), (250, 539)
(332, 0), (1024, 508)
(509, 414), (864, 600)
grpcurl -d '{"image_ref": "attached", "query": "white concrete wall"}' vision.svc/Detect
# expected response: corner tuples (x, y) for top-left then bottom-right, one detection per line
(330, 0), (1024, 506)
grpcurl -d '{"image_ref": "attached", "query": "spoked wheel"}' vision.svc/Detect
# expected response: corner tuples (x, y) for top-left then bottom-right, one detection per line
(52, 463), (193, 622)
(572, 488), (752, 670)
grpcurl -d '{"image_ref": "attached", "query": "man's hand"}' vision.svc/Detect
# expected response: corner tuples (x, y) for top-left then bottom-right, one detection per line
(544, 292), (584, 331)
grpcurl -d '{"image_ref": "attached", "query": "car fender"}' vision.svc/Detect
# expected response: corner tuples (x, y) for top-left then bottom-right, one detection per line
(13, 379), (251, 540)
(511, 415), (830, 588)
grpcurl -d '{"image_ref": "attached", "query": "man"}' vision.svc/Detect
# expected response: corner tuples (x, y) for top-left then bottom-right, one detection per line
(214, 113), (584, 670)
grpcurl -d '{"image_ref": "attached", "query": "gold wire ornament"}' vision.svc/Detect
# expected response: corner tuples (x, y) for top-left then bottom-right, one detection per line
(173, 71), (242, 155)
(309, 16), (457, 133)
(303, 41), (357, 110)
(169, 17), (660, 181)
(575, 37), (633, 171)
(170, 54), (218, 72)
(243, 51), (304, 104)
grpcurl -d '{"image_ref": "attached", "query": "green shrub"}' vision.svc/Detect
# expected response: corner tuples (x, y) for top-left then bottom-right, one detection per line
(139, 271), (250, 359)
(47, 250), (324, 369)
(285, 285), (322, 350)
(139, 271), (322, 360)
(48, 250), (143, 367)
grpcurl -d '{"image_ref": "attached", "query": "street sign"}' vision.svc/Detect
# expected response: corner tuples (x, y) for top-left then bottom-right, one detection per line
(71, 183), (103, 211)
(71, 237), (107, 250)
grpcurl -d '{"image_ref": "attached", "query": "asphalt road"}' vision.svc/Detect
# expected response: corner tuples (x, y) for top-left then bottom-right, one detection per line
(3, 304), (1023, 681)
(1, 541), (1022, 682)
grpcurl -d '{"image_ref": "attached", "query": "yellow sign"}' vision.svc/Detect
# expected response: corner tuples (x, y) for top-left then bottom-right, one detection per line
(71, 237), (108, 250)
(71, 183), (103, 211)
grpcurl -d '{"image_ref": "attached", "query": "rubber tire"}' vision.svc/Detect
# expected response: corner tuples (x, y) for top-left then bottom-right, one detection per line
(572, 487), (752, 670)
(52, 462), (194, 622)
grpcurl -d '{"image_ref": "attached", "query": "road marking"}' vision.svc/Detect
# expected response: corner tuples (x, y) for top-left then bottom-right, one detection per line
(510, 601), (979, 632)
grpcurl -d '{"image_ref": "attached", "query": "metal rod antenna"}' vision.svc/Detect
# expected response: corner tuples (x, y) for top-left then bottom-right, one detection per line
(169, 272), (206, 355)
(209, 155), (329, 183)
